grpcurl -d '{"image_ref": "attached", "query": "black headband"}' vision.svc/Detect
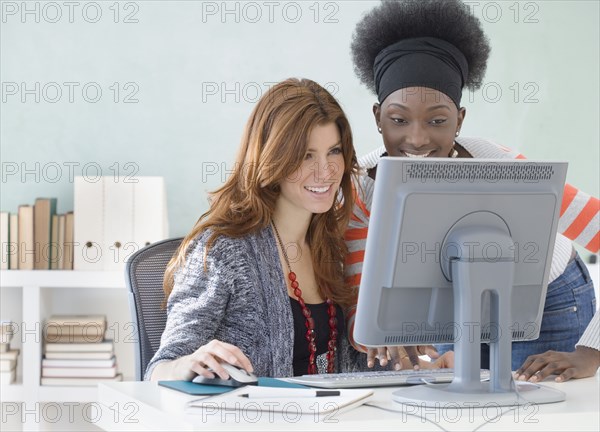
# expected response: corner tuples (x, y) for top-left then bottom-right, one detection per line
(374, 37), (468, 108)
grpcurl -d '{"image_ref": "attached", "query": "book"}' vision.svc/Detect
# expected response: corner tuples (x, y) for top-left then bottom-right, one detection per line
(44, 351), (114, 360)
(42, 364), (118, 378)
(34, 198), (57, 270)
(41, 374), (123, 387)
(0, 358), (17, 372)
(0, 211), (8, 270)
(9, 213), (18, 269)
(0, 322), (14, 344)
(44, 334), (105, 344)
(64, 211), (74, 270)
(0, 368), (16, 385)
(44, 315), (106, 343)
(46, 315), (106, 327)
(42, 356), (115, 368)
(44, 340), (114, 353)
(50, 214), (59, 270)
(0, 349), (19, 361)
(18, 205), (34, 270)
(186, 385), (374, 416)
(45, 324), (105, 336)
(57, 214), (65, 269)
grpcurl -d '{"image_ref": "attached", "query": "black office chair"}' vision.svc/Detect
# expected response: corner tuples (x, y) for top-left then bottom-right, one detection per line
(125, 237), (183, 380)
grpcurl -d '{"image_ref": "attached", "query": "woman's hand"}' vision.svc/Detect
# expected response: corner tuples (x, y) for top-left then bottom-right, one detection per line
(420, 350), (454, 369)
(151, 339), (254, 381)
(366, 345), (443, 370)
(515, 346), (600, 383)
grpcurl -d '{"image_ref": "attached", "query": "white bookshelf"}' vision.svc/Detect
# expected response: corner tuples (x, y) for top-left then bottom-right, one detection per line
(0, 270), (135, 403)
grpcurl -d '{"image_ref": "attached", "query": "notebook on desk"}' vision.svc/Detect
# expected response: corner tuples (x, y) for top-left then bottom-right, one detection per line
(185, 385), (374, 416)
(159, 377), (307, 395)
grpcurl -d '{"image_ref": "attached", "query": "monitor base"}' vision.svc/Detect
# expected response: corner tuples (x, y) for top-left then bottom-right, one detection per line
(392, 381), (565, 407)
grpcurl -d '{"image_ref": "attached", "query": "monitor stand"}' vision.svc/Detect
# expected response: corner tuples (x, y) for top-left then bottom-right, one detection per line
(392, 212), (565, 407)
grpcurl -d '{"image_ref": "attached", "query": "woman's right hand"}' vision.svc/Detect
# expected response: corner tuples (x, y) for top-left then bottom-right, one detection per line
(151, 339), (254, 381)
(366, 345), (442, 370)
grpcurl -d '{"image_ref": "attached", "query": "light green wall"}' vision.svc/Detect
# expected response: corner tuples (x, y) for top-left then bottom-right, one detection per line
(2, 1), (598, 256)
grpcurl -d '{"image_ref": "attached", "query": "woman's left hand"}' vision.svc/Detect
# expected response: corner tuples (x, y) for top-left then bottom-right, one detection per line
(515, 347), (600, 382)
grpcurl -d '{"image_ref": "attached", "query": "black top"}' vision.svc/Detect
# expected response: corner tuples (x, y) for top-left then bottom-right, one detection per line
(290, 297), (345, 376)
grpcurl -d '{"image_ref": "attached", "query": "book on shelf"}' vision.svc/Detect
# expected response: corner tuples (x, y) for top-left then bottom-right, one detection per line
(34, 198), (57, 270)
(63, 211), (74, 270)
(2, 200), (75, 270)
(45, 324), (106, 336)
(1, 321), (15, 345)
(44, 315), (107, 343)
(0, 368), (16, 385)
(18, 205), (34, 270)
(41, 374), (123, 387)
(0, 335), (19, 372)
(44, 340), (114, 353)
(44, 351), (114, 360)
(0, 327), (19, 379)
(44, 334), (107, 344)
(50, 214), (59, 270)
(46, 315), (106, 327)
(42, 356), (116, 369)
(1, 211), (7, 270)
(0, 349), (19, 361)
(9, 213), (18, 269)
(57, 214), (65, 269)
(42, 364), (118, 378)
(0, 357), (17, 372)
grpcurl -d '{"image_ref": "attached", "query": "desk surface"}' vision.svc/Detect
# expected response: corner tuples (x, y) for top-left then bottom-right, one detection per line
(96, 376), (600, 431)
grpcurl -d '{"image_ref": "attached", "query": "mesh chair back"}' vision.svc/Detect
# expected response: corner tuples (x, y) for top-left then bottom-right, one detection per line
(125, 237), (183, 380)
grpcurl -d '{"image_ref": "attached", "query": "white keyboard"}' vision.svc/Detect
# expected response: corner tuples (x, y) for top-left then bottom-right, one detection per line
(286, 368), (490, 389)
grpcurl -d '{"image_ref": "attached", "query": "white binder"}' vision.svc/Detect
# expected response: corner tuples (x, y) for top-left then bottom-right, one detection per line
(74, 176), (169, 270)
(133, 177), (169, 250)
(74, 178), (104, 270)
(104, 179), (134, 271)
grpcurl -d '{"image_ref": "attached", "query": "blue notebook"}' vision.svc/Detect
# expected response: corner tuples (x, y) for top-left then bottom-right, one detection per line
(158, 377), (307, 395)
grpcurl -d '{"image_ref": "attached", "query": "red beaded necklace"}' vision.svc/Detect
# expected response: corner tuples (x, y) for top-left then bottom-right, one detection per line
(272, 222), (337, 374)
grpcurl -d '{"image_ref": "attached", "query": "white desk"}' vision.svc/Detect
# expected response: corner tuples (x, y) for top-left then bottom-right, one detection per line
(96, 377), (600, 431)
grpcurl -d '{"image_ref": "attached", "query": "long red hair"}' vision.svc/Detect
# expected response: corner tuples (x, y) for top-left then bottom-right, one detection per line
(163, 78), (359, 307)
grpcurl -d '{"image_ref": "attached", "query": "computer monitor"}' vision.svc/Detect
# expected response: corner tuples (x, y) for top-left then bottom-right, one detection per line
(354, 157), (567, 407)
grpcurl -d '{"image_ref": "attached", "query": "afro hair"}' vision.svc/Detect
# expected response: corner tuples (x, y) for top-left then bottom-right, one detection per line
(351, 0), (491, 93)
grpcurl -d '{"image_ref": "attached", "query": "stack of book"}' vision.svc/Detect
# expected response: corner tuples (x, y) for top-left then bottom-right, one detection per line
(0, 198), (74, 270)
(42, 315), (122, 386)
(0, 321), (20, 385)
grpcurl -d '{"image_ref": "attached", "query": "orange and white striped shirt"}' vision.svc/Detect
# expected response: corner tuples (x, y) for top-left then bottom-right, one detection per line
(345, 137), (599, 352)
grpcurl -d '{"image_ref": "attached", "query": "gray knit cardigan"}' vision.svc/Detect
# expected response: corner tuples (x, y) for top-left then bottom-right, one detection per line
(144, 225), (368, 380)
